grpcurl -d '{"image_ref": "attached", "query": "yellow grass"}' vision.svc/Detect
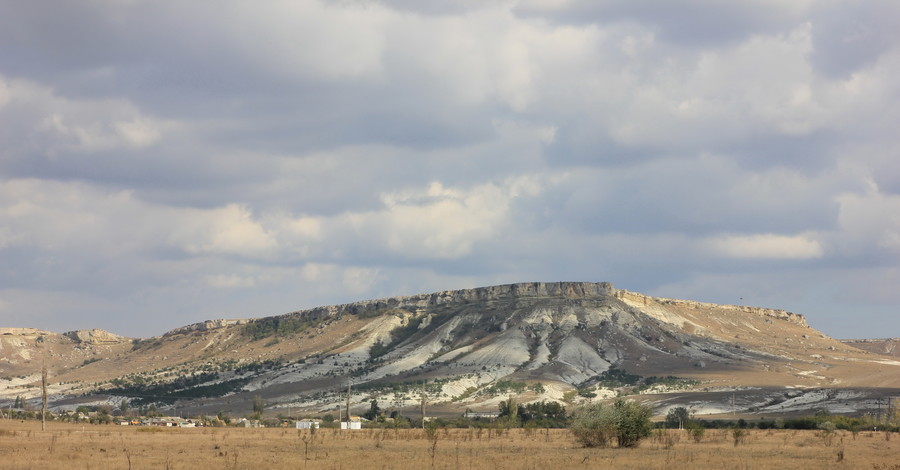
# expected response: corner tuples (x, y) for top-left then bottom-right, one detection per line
(0, 421), (897, 469)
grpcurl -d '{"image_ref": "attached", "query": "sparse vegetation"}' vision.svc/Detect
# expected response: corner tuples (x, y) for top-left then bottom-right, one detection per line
(130, 338), (163, 351)
(635, 375), (700, 393)
(351, 378), (448, 396)
(1, 414), (900, 469)
(480, 380), (528, 396)
(243, 314), (327, 340)
(251, 395), (265, 419)
(593, 367), (642, 387)
(105, 372), (251, 406)
(732, 427), (747, 446)
(570, 398), (653, 448)
(502, 400), (568, 428)
(665, 406), (691, 428)
(579, 368), (699, 398)
(687, 421), (705, 442)
(367, 340), (391, 360)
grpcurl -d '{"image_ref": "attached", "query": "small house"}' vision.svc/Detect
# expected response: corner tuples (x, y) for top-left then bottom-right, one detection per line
(295, 419), (321, 430)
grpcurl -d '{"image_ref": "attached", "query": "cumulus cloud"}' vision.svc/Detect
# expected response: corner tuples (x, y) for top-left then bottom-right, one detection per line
(707, 233), (824, 260)
(377, 181), (512, 259)
(0, 0), (898, 338)
(169, 204), (277, 257)
(833, 183), (900, 257)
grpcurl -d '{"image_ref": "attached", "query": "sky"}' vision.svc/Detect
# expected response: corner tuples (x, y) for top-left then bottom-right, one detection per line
(1, 0), (899, 339)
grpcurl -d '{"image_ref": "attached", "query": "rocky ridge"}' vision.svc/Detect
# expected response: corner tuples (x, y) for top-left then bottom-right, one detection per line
(1, 282), (898, 420)
(63, 329), (129, 345)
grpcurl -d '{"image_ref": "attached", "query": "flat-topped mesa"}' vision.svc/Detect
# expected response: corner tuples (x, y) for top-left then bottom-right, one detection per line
(615, 289), (808, 327)
(428, 281), (615, 304)
(292, 282), (617, 318)
(257, 281), (808, 329)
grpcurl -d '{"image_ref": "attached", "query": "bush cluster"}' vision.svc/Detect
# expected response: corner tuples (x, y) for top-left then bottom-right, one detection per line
(570, 398), (653, 448)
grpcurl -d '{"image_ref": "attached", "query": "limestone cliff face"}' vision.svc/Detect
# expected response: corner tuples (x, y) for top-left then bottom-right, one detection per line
(275, 281), (807, 329)
(63, 329), (128, 344)
(292, 282), (617, 318)
(164, 319), (249, 336)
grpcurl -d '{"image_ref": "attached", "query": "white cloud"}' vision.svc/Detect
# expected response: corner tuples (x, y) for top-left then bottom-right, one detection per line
(834, 183), (900, 256)
(707, 233), (824, 260)
(171, 204), (277, 258)
(1, 0), (899, 338)
(38, 113), (161, 152)
(114, 118), (162, 148)
(607, 24), (830, 148)
(297, 263), (381, 298)
(206, 274), (256, 289)
(378, 181), (516, 259)
(0, 75), (167, 160)
(0, 179), (278, 259)
(258, 178), (540, 262)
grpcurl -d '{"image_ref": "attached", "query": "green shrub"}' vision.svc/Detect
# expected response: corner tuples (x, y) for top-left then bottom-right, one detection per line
(732, 428), (747, 446)
(570, 398), (652, 448)
(686, 421), (705, 443)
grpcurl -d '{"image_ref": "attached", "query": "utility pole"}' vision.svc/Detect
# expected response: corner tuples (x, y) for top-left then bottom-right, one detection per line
(421, 382), (426, 429)
(887, 397), (893, 425)
(41, 359), (48, 431)
(337, 388), (343, 427)
(346, 381), (351, 426)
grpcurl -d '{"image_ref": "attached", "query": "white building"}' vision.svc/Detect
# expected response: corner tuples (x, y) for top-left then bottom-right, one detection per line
(340, 417), (362, 430)
(295, 419), (321, 429)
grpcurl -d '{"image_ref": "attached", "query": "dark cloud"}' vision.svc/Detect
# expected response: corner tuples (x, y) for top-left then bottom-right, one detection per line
(355, 0), (506, 16)
(518, 154), (846, 238)
(0, 0), (898, 338)
(514, 0), (808, 45)
(809, 0), (900, 78)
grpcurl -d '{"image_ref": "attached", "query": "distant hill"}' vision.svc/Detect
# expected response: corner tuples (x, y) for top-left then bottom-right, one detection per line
(2, 282), (898, 419)
(841, 338), (899, 357)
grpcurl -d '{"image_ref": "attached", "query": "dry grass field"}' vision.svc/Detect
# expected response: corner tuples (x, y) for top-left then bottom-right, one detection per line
(0, 421), (898, 470)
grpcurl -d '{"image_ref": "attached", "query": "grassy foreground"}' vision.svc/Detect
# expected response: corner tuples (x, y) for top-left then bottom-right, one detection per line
(0, 420), (898, 469)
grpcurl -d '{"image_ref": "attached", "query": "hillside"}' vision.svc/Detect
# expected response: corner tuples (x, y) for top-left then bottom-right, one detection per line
(2, 282), (898, 419)
(841, 338), (900, 357)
